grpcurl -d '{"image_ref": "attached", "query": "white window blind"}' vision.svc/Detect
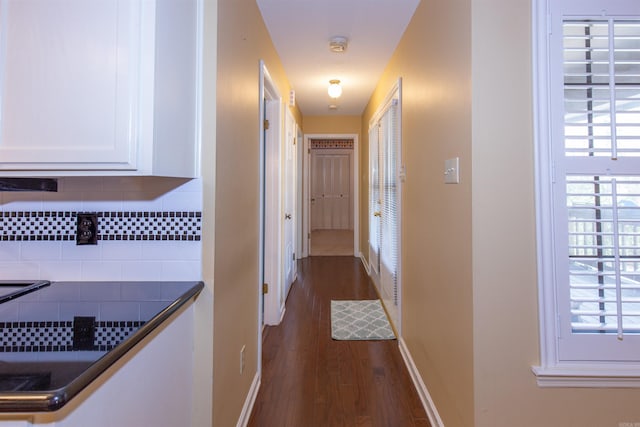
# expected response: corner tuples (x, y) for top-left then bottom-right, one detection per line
(368, 81), (401, 315)
(380, 100), (399, 305)
(369, 124), (381, 273)
(567, 176), (640, 337)
(563, 21), (640, 158)
(555, 19), (640, 362)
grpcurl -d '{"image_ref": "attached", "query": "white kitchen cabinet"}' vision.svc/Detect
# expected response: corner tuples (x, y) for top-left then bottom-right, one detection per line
(0, 0), (200, 177)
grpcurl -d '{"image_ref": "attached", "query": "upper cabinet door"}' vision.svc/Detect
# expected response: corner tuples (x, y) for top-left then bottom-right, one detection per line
(0, 0), (145, 170)
(0, 0), (200, 177)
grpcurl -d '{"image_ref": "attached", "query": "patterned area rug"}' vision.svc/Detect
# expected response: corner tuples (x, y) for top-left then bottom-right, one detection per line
(331, 299), (396, 340)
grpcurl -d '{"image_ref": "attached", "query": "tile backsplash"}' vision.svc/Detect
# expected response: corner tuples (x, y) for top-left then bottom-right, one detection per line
(0, 177), (203, 281)
(0, 320), (146, 353)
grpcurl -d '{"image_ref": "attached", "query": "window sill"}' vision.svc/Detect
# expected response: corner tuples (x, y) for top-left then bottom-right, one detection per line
(532, 365), (640, 388)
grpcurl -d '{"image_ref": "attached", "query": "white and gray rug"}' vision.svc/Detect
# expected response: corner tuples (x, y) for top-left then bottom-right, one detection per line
(331, 299), (396, 340)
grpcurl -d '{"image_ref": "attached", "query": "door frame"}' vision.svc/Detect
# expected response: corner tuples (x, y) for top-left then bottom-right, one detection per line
(302, 133), (359, 258)
(259, 60), (285, 335)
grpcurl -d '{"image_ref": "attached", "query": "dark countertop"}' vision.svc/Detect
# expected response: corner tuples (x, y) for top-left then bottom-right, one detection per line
(0, 280), (203, 412)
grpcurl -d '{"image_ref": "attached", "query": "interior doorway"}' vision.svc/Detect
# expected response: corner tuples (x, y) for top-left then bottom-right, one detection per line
(259, 62), (284, 331)
(303, 135), (359, 257)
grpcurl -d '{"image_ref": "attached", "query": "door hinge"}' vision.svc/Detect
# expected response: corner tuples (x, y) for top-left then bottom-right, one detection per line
(264, 119), (270, 130)
(263, 283), (269, 294)
(308, 148), (311, 154)
(308, 232), (310, 239)
(292, 252), (295, 261)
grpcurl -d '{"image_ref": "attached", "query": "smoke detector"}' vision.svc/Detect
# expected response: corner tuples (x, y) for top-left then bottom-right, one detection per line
(329, 36), (348, 53)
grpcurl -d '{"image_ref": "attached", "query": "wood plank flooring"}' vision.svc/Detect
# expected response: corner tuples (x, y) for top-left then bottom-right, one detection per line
(310, 230), (354, 256)
(248, 256), (431, 427)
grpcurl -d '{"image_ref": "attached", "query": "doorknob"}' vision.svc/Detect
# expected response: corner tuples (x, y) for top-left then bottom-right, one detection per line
(373, 211), (381, 217)
(285, 213), (292, 220)
(311, 198), (315, 203)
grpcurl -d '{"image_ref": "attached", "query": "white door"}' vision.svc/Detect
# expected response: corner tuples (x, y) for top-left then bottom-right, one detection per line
(260, 62), (284, 327)
(310, 151), (351, 230)
(283, 111), (297, 299)
(0, 0), (142, 169)
(333, 154), (351, 229)
(310, 152), (327, 230)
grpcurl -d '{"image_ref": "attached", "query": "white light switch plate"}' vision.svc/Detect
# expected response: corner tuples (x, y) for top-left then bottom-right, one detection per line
(444, 157), (460, 184)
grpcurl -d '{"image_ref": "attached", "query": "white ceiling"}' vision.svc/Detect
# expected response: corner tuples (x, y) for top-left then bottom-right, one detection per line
(256, 0), (420, 116)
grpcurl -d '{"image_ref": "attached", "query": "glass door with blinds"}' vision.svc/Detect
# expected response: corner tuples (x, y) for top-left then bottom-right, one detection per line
(554, 18), (640, 361)
(369, 80), (402, 331)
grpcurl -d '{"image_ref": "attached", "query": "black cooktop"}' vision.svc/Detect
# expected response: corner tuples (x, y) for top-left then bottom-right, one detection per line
(0, 280), (203, 412)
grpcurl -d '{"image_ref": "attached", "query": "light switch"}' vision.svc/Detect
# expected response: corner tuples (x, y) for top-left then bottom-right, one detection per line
(444, 157), (460, 184)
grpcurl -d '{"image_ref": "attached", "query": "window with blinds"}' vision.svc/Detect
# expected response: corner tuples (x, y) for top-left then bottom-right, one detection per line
(368, 81), (401, 319)
(533, 0), (640, 385)
(560, 20), (640, 345)
(380, 100), (399, 306)
(369, 123), (381, 273)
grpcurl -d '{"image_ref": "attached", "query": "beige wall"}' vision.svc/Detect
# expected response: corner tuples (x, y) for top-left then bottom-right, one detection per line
(303, 115), (361, 135)
(471, 1), (640, 426)
(362, 0), (474, 426)
(209, 0), (299, 425)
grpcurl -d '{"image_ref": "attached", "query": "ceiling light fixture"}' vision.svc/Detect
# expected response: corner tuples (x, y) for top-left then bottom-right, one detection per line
(329, 36), (348, 53)
(328, 79), (342, 98)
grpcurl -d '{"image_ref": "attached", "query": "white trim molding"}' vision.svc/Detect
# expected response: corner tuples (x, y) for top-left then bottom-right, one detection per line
(398, 338), (444, 427)
(359, 252), (370, 275)
(532, 365), (640, 388)
(236, 373), (261, 427)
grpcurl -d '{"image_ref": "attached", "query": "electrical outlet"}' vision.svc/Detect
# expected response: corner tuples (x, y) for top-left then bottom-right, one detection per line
(76, 213), (98, 245)
(73, 316), (95, 350)
(240, 345), (246, 374)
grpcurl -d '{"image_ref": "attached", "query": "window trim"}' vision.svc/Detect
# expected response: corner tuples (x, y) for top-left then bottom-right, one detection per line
(532, 0), (640, 387)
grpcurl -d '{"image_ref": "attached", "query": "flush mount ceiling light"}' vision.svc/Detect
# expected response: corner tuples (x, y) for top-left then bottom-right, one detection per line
(328, 79), (342, 98)
(329, 36), (348, 53)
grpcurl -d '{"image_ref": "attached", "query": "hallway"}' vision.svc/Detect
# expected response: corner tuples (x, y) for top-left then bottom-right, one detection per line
(248, 256), (430, 427)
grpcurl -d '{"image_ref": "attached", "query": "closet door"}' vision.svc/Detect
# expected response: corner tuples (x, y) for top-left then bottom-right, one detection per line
(311, 151), (351, 229)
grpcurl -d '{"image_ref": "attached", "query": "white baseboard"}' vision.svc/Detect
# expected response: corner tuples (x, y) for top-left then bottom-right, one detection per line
(359, 252), (370, 274)
(398, 338), (445, 427)
(236, 372), (261, 427)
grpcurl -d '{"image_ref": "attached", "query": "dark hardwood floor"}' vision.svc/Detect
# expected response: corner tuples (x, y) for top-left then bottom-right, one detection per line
(248, 256), (431, 427)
